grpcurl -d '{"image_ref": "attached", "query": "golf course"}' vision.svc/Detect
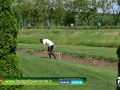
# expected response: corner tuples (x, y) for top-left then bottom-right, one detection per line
(1, 0), (120, 90)
(17, 29), (119, 90)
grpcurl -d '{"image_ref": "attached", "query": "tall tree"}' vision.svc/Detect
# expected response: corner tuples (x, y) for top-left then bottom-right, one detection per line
(15, 0), (32, 25)
(75, 0), (88, 25)
(98, 0), (114, 25)
(0, 0), (23, 89)
(112, 0), (120, 25)
(90, 0), (98, 25)
(63, 0), (78, 26)
(116, 0), (120, 25)
(53, 0), (65, 27)
(12, 5), (21, 24)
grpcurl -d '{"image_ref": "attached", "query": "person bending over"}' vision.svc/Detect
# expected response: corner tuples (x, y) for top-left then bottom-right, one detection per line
(40, 39), (56, 59)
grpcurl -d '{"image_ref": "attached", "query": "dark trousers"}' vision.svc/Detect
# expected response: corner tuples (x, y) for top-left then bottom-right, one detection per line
(48, 45), (56, 59)
(98, 26), (100, 29)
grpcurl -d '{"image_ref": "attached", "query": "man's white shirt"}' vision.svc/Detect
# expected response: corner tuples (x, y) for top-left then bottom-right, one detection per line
(43, 39), (53, 46)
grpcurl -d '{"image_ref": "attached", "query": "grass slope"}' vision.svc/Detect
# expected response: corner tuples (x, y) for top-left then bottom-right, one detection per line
(18, 53), (117, 90)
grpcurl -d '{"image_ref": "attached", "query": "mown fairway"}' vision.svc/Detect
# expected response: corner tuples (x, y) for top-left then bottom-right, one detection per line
(17, 29), (118, 90)
(18, 53), (116, 90)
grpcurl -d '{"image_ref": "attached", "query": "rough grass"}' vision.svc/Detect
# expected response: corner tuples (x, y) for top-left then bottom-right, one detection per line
(18, 29), (120, 47)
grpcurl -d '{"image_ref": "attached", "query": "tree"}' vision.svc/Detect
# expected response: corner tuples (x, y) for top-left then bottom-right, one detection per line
(63, 11), (75, 26)
(14, 0), (32, 25)
(98, 0), (114, 25)
(63, 0), (77, 26)
(112, 0), (120, 25)
(116, 0), (120, 25)
(53, 0), (65, 27)
(0, 0), (23, 89)
(75, 0), (89, 25)
(89, 0), (98, 25)
(12, 5), (22, 24)
(12, 0), (118, 27)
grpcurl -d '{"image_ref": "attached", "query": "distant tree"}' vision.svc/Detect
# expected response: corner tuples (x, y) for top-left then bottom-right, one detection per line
(12, 0), (118, 27)
(112, 0), (120, 25)
(98, 0), (114, 25)
(90, 0), (98, 25)
(84, 2), (97, 26)
(63, 0), (77, 26)
(111, 6), (119, 25)
(53, 0), (65, 27)
(63, 11), (75, 26)
(12, 5), (21, 23)
(15, 0), (32, 25)
(0, 0), (23, 89)
(75, 0), (88, 25)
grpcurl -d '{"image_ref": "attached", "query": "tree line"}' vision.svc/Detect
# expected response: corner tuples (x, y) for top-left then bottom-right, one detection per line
(12, 0), (120, 28)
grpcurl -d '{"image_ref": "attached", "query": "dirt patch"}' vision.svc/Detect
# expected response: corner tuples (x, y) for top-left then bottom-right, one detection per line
(17, 49), (118, 71)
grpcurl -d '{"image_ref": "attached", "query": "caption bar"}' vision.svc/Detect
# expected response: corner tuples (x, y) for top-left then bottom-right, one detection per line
(0, 77), (86, 85)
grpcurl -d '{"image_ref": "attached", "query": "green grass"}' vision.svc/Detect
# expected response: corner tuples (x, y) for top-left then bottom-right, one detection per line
(18, 29), (120, 47)
(17, 29), (119, 90)
(18, 43), (118, 62)
(18, 52), (117, 90)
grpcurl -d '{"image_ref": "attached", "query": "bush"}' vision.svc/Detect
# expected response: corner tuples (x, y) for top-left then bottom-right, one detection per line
(0, 0), (23, 89)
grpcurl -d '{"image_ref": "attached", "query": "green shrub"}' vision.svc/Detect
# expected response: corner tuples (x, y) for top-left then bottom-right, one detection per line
(0, 0), (23, 89)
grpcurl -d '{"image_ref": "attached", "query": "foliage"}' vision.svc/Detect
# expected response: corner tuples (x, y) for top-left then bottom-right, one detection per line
(12, 0), (120, 27)
(63, 11), (75, 26)
(12, 5), (22, 23)
(0, 0), (23, 89)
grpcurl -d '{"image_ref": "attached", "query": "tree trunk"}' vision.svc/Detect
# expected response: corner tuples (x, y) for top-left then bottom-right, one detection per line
(102, 12), (105, 24)
(86, 16), (90, 25)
